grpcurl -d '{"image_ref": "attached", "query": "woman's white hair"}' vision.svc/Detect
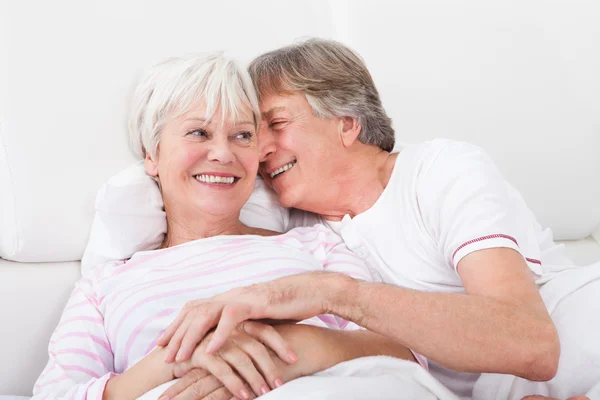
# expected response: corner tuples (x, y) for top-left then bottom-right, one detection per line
(128, 53), (261, 159)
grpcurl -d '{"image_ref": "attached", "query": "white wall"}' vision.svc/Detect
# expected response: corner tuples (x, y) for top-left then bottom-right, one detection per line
(330, 0), (600, 239)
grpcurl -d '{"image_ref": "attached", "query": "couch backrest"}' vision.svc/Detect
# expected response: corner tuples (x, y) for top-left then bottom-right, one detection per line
(1, 0), (599, 263)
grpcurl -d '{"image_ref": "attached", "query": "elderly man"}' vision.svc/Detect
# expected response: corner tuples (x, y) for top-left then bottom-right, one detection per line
(155, 39), (599, 400)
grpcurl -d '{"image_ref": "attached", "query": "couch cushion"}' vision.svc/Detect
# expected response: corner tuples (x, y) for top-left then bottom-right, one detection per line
(0, 259), (80, 395)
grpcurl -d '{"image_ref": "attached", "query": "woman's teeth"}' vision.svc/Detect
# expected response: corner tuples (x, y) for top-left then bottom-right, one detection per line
(270, 161), (296, 178)
(195, 175), (236, 184)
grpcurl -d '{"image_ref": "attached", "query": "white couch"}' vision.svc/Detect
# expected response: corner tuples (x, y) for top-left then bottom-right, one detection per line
(1, 0), (599, 397)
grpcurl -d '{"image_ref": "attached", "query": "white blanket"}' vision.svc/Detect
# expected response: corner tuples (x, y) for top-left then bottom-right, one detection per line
(473, 262), (600, 400)
(138, 356), (460, 400)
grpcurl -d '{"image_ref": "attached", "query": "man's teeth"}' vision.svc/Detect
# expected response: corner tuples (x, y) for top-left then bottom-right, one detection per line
(270, 161), (296, 178)
(194, 175), (236, 184)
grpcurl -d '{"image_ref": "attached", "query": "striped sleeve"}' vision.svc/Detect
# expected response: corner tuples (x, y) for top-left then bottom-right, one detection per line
(32, 276), (116, 399)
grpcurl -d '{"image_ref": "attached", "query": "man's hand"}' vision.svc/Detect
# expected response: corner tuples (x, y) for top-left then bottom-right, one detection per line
(157, 272), (352, 362)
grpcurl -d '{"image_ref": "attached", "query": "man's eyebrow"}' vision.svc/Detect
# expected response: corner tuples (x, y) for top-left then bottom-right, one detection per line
(261, 107), (287, 120)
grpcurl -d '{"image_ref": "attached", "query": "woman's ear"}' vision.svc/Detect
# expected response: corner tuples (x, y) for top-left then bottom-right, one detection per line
(338, 116), (361, 148)
(144, 152), (159, 178)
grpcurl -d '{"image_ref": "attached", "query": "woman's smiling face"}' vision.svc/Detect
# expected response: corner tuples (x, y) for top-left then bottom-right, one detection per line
(145, 103), (259, 219)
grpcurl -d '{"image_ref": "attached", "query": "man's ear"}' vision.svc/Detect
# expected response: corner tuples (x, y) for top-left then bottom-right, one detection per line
(144, 152), (159, 178)
(338, 116), (361, 148)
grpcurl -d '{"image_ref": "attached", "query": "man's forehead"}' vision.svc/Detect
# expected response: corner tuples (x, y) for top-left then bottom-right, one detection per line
(261, 106), (288, 120)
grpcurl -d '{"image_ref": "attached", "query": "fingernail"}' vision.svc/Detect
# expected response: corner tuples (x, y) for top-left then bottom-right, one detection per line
(260, 385), (270, 395)
(239, 388), (250, 399)
(287, 350), (298, 363)
(274, 378), (284, 388)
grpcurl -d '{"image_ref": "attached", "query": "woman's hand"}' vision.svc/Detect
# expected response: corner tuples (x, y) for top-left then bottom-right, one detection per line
(157, 272), (354, 360)
(158, 368), (237, 400)
(162, 323), (347, 400)
(170, 321), (296, 399)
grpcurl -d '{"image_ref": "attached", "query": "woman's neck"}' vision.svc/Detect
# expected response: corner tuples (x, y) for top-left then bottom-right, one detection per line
(160, 205), (248, 249)
(312, 147), (398, 222)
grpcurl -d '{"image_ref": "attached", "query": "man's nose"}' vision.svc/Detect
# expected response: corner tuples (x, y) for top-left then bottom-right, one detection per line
(258, 125), (276, 162)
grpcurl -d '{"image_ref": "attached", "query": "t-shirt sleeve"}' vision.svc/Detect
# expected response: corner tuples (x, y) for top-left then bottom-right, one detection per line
(417, 141), (542, 275)
(32, 275), (116, 399)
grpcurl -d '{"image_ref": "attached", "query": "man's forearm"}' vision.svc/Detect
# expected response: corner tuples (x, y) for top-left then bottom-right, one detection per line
(103, 347), (174, 400)
(325, 329), (417, 364)
(324, 275), (558, 381)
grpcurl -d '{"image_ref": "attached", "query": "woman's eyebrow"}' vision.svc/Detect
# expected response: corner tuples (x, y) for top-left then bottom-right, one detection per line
(182, 117), (253, 126)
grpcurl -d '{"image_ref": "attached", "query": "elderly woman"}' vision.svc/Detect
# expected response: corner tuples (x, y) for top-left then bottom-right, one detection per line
(32, 53), (420, 400)
(159, 40), (600, 400)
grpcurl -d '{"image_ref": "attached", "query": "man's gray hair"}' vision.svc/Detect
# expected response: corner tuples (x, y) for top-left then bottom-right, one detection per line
(128, 53), (261, 159)
(248, 38), (395, 152)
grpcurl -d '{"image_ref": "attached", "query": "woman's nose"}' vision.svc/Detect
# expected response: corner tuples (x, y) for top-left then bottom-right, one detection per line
(207, 139), (235, 164)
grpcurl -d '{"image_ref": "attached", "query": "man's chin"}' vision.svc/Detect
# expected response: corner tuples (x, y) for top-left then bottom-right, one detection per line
(276, 189), (298, 209)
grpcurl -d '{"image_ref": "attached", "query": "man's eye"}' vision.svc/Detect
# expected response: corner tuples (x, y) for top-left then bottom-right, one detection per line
(187, 129), (207, 137)
(270, 121), (285, 129)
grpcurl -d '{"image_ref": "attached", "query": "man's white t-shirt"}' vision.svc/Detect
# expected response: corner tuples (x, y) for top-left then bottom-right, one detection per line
(254, 139), (577, 399)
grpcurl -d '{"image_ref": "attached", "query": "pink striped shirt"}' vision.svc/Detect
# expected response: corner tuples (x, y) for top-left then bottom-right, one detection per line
(33, 225), (387, 399)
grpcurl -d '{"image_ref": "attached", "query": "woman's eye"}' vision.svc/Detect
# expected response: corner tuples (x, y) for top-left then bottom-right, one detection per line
(236, 131), (253, 141)
(187, 129), (208, 137)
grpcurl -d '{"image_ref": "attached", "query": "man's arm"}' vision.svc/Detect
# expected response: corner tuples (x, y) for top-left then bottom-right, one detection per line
(336, 248), (559, 381)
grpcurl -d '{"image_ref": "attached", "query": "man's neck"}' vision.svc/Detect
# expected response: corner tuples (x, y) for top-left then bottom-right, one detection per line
(308, 147), (397, 221)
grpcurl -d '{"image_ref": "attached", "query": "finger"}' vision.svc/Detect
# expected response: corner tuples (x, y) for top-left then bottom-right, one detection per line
(219, 346), (269, 397)
(160, 368), (210, 399)
(166, 315), (193, 363)
(207, 306), (250, 355)
(177, 312), (219, 363)
(232, 335), (280, 391)
(171, 374), (225, 400)
(204, 355), (252, 400)
(204, 387), (241, 400)
(242, 321), (297, 364)
(158, 308), (191, 347)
